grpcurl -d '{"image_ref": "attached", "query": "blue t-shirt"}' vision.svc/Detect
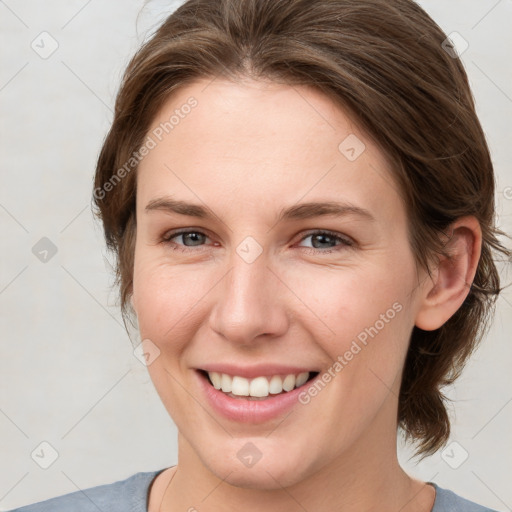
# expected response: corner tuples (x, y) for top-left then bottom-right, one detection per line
(5, 468), (499, 512)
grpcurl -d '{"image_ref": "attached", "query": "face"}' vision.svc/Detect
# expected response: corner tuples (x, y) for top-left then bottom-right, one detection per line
(132, 77), (427, 489)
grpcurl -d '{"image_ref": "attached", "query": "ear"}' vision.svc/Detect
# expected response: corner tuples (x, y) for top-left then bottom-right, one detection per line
(415, 216), (482, 331)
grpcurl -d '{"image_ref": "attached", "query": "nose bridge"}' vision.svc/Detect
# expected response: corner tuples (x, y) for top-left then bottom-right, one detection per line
(209, 247), (288, 344)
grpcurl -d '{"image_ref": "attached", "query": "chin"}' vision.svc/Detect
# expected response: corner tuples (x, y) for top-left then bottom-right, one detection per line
(215, 463), (304, 490)
(198, 439), (313, 490)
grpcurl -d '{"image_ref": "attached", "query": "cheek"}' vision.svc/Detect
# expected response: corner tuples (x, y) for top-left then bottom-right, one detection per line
(289, 263), (415, 444)
(132, 256), (230, 379)
(285, 252), (417, 411)
(286, 257), (415, 346)
(132, 249), (204, 341)
(131, 255), (212, 421)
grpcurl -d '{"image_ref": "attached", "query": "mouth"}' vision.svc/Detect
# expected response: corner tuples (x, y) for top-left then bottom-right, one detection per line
(198, 369), (320, 401)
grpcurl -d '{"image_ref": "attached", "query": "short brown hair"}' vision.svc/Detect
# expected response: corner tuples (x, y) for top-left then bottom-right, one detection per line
(93, 0), (510, 459)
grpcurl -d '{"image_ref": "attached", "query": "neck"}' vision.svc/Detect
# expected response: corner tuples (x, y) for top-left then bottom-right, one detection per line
(159, 396), (434, 512)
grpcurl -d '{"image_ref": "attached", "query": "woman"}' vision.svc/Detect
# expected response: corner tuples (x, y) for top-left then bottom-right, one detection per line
(8, 0), (509, 511)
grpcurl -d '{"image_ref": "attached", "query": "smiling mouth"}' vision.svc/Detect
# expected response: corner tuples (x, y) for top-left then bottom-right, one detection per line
(198, 370), (320, 400)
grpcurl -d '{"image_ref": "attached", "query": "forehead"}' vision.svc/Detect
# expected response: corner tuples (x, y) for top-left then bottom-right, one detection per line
(136, 77), (404, 227)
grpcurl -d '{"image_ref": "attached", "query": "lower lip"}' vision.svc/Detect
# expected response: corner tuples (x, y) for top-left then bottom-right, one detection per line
(195, 370), (316, 424)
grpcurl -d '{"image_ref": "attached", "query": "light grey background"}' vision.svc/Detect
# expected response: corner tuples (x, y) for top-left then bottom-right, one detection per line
(1, 1), (511, 510)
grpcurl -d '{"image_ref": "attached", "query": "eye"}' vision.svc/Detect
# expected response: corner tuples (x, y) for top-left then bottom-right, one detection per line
(296, 230), (353, 254)
(160, 228), (354, 254)
(161, 229), (212, 252)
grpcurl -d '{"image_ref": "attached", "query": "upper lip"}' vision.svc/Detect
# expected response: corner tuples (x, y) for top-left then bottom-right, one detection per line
(197, 364), (318, 379)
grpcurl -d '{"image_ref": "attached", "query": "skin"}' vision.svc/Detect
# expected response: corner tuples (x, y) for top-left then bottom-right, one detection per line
(130, 77), (482, 512)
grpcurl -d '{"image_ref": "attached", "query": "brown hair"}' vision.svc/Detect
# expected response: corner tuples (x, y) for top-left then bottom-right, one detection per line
(93, 0), (510, 459)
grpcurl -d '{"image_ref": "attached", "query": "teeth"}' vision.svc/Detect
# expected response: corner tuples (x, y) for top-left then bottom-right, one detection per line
(250, 376), (270, 397)
(269, 375), (283, 394)
(207, 371), (311, 398)
(295, 372), (309, 387)
(231, 376), (250, 396)
(282, 374), (296, 391)
(221, 373), (232, 393)
(209, 371), (222, 390)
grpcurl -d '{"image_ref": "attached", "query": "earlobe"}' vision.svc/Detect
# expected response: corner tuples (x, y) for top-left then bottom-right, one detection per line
(415, 216), (482, 331)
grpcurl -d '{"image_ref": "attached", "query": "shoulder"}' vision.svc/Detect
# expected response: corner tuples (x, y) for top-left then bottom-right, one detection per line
(5, 469), (164, 512)
(431, 482), (500, 512)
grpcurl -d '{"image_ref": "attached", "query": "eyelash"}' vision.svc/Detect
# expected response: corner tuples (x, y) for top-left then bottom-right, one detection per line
(160, 229), (354, 255)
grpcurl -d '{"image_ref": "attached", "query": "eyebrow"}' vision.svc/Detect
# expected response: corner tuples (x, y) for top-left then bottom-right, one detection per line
(145, 196), (375, 223)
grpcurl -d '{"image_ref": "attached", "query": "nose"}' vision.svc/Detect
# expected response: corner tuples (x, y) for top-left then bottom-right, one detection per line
(208, 249), (289, 346)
